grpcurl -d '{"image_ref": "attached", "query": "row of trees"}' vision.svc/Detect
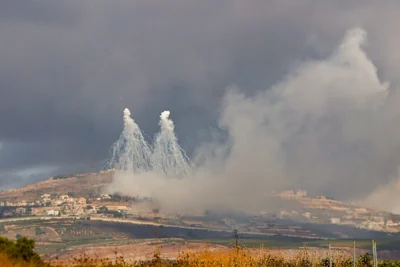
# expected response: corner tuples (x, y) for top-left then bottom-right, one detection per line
(97, 205), (125, 218)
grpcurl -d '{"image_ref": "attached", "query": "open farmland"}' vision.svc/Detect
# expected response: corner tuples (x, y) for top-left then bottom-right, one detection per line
(1, 217), (400, 262)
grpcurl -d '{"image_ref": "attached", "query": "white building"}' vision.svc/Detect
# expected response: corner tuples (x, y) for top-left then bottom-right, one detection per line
(296, 190), (307, 198)
(17, 201), (27, 206)
(59, 195), (69, 200)
(386, 220), (399, 227)
(45, 209), (60, 216)
(53, 200), (63, 206)
(372, 216), (384, 224)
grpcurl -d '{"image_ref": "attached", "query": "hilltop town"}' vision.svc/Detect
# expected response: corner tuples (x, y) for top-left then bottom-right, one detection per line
(0, 192), (133, 218)
(0, 171), (399, 239)
(274, 190), (400, 233)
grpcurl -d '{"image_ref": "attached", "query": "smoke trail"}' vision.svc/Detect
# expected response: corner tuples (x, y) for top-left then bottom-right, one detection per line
(152, 111), (192, 178)
(108, 108), (152, 172)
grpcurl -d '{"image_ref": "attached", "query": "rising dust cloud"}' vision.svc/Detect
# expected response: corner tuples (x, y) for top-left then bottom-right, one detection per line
(106, 28), (400, 214)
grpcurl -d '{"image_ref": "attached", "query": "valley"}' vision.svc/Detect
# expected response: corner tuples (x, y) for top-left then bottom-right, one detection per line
(0, 171), (400, 261)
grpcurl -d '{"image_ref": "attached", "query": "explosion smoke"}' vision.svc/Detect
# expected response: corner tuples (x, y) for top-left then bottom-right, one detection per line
(107, 28), (400, 214)
(152, 111), (192, 178)
(108, 108), (152, 172)
(109, 109), (191, 178)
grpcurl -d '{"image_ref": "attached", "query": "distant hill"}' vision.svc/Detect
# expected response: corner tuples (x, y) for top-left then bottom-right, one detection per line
(0, 170), (113, 202)
(1, 170), (399, 234)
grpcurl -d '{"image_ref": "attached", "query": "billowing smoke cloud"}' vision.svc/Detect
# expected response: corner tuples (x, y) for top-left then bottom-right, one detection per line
(363, 174), (400, 214)
(108, 28), (400, 213)
(2, 1), (400, 210)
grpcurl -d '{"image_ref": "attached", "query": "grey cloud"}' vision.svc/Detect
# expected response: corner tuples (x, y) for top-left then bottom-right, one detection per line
(1, 1), (400, 205)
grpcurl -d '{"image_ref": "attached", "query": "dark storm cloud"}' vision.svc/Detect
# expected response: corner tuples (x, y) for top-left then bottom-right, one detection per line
(1, 1), (400, 197)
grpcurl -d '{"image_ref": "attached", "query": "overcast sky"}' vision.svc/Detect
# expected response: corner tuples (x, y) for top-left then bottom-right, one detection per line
(1, 1), (400, 200)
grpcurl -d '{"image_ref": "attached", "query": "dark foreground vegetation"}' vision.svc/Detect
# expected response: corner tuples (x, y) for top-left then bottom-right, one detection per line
(2, 235), (400, 266)
(0, 235), (45, 266)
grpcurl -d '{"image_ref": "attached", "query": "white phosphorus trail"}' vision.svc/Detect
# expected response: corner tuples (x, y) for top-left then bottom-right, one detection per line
(109, 109), (191, 178)
(152, 111), (192, 178)
(108, 108), (152, 172)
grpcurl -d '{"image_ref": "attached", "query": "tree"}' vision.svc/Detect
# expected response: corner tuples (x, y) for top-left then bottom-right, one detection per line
(358, 253), (373, 267)
(113, 211), (123, 218)
(98, 206), (108, 213)
(67, 192), (76, 197)
(0, 235), (43, 265)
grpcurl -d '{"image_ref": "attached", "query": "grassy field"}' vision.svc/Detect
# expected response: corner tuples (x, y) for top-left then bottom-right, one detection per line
(3, 245), (400, 266)
(1, 217), (400, 263)
(190, 238), (400, 251)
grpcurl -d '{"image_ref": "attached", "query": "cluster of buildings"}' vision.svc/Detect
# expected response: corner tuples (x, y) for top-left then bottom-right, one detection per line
(1, 187), (399, 236)
(263, 189), (400, 233)
(0, 193), (129, 218)
(327, 214), (400, 232)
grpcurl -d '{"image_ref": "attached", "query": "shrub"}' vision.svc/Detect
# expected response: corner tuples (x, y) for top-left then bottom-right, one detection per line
(98, 206), (108, 213)
(378, 260), (400, 267)
(358, 253), (373, 267)
(2, 235), (400, 267)
(0, 253), (41, 267)
(0, 236), (43, 266)
(53, 175), (71, 180)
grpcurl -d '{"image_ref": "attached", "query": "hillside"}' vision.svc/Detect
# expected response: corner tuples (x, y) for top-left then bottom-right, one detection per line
(0, 170), (113, 202)
(0, 171), (399, 235)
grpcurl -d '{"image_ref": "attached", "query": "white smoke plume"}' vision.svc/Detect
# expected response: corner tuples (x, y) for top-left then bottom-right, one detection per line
(109, 109), (191, 178)
(107, 28), (400, 214)
(152, 111), (192, 178)
(108, 108), (152, 172)
(362, 172), (400, 214)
